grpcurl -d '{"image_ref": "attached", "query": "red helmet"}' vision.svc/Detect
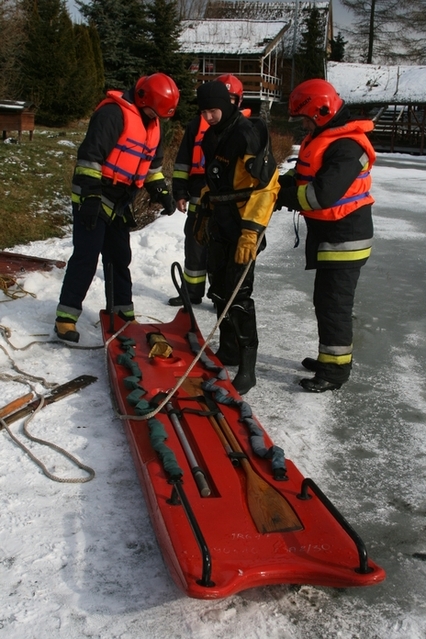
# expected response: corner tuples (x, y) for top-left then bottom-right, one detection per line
(289, 79), (344, 127)
(135, 73), (179, 118)
(216, 73), (244, 106)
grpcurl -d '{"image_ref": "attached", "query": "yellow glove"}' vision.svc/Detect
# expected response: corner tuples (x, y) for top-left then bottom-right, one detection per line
(235, 229), (258, 264)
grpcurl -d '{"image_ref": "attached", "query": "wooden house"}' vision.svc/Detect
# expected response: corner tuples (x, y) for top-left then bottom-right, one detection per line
(178, 0), (332, 110)
(0, 100), (36, 142)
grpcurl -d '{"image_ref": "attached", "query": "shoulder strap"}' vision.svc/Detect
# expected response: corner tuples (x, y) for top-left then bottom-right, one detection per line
(245, 117), (276, 189)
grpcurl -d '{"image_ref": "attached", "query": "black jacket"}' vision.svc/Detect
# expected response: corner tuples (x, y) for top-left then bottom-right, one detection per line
(74, 89), (165, 209)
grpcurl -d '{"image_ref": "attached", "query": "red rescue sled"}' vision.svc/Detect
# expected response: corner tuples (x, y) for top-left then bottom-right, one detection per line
(0, 250), (66, 276)
(100, 307), (386, 599)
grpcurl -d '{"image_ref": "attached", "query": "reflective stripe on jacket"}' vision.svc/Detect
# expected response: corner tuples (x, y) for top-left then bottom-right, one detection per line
(296, 120), (376, 221)
(97, 91), (161, 188)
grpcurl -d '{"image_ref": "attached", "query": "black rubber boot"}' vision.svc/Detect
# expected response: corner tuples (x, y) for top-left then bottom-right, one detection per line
(299, 376), (342, 393)
(229, 301), (258, 395)
(215, 306), (240, 366)
(168, 295), (202, 306)
(232, 345), (257, 395)
(302, 358), (351, 388)
(301, 357), (320, 372)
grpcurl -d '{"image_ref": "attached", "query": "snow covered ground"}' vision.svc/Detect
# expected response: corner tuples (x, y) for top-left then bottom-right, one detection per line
(1, 152), (426, 638)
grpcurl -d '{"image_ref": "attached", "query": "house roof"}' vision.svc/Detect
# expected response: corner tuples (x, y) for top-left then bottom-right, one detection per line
(327, 62), (426, 105)
(205, 1), (329, 21)
(178, 19), (289, 56)
(0, 100), (36, 112)
(179, 2), (331, 58)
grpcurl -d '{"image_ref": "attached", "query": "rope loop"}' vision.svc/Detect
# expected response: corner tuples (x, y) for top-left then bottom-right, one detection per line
(0, 274), (37, 299)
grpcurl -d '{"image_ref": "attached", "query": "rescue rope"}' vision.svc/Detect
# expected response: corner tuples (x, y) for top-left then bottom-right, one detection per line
(0, 336), (95, 482)
(0, 274), (37, 300)
(106, 228), (267, 422)
(0, 380), (95, 483)
(0, 322), (105, 351)
(0, 345), (57, 389)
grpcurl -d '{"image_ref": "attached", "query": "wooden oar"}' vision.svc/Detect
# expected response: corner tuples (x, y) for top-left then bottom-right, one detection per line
(0, 375), (98, 430)
(0, 392), (34, 419)
(182, 377), (303, 534)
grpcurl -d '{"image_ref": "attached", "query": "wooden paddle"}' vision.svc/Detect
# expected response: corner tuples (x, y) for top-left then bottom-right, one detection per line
(0, 392), (34, 419)
(182, 377), (303, 534)
(0, 375), (98, 430)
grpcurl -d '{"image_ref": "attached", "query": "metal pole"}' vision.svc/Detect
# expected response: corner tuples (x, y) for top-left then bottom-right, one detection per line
(165, 403), (211, 497)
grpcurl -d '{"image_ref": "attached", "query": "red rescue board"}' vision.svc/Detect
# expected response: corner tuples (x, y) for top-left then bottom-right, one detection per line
(100, 308), (386, 599)
(0, 250), (66, 275)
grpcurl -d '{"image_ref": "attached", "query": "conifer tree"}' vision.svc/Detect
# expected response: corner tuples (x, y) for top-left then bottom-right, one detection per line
(71, 24), (101, 119)
(295, 7), (327, 81)
(397, 0), (426, 63)
(20, 0), (77, 125)
(77, 0), (150, 89)
(0, 0), (26, 99)
(340, 0), (422, 64)
(145, 0), (196, 125)
(87, 23), (105, 102)
(329, 33), (347, 62)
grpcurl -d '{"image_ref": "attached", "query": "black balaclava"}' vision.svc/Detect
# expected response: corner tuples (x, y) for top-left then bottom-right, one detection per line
(196, 81), (236, 130)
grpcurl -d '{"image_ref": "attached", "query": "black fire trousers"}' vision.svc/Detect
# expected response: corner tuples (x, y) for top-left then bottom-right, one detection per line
(313, 266), (362, 384)
(58, 205), (132, 317)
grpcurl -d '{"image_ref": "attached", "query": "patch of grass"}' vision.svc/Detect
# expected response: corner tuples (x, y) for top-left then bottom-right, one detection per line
(0, 126), (88, 249)
(0, 120), (294, 250)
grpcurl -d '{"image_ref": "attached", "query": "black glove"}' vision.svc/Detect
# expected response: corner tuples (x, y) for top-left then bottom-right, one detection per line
(158, 190), (176, 216)
(278, 170), (296, 189)
(79, 196), (101, 231)
(193, 193), (211, 246)
(274, 171), (298, 212)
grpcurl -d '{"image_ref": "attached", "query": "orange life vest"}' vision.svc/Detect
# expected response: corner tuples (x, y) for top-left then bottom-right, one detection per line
(97, 91), (161, 188)
(190, 116), (209, 176)
(296, 120), (376, 221)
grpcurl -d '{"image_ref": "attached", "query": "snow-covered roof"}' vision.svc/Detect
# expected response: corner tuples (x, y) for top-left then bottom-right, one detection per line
(179, 20), (288, 55)
(205, 1), (329, 21)
(179, 19), (289, 56)
(328, 62), (426, 105)
(0, 100), (35, 112)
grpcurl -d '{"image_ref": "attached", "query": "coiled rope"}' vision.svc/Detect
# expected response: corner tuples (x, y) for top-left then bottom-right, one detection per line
(0, 274), (37, 300)
(0, 343), (95, 483)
